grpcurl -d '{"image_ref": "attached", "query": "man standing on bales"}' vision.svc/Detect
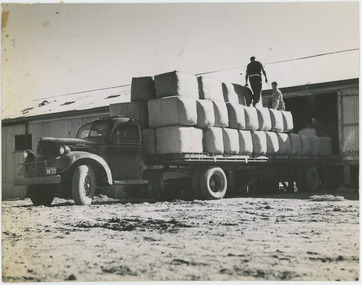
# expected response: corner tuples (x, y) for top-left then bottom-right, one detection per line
(244, 56), (268, 106)
(271, 81), (285, 110)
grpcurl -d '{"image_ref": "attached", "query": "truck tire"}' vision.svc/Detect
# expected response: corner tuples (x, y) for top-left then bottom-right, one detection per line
(72, 165), (96, 205)
(28, 185), (54, 206)
(199, 166), (227, 200)
(297, 166), (320, 192)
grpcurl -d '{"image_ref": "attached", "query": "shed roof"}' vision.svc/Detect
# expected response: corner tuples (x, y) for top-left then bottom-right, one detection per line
(2, 86), (131, 121)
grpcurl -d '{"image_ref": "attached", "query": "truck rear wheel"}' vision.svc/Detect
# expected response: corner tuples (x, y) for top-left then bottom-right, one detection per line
(199, 166), (227, 200)
(28, 185), (54, 206)
(296, 166), (320, 192)
(72, 165), (96, 205)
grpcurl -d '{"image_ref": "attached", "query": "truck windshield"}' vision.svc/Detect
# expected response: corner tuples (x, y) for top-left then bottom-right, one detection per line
(76, 121), (112, 139)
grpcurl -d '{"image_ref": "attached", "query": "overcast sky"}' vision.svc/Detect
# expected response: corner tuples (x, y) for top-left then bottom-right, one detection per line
(1, 2), (359, 117)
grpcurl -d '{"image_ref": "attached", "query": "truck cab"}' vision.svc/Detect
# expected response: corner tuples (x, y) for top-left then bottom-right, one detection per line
(18, 116), (145, 206)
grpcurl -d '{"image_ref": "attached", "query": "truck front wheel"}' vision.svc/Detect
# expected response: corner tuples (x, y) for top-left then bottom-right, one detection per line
(199, 166), (227, 200)
(72, 165), (96, 205)
(28, 185), (54, 206)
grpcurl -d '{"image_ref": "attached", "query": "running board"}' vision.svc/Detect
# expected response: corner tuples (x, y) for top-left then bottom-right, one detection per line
(113, 180), (148, 185)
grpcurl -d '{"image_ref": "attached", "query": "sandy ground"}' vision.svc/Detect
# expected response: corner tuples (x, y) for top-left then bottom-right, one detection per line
(2, 187), (359, 282)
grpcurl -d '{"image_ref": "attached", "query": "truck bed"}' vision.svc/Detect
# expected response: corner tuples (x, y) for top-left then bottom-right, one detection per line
(145, 153), (324, 165)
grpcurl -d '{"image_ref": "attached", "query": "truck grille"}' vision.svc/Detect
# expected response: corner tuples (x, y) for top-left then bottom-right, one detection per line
(25, 161), (47, 177)
(24, 159), (56, 178)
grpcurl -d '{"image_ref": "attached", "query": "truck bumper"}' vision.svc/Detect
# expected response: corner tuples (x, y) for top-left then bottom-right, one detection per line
(15, 175), (61, 186)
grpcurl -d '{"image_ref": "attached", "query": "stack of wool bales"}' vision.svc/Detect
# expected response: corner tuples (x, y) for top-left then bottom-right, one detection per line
(111, 70), (332, 158)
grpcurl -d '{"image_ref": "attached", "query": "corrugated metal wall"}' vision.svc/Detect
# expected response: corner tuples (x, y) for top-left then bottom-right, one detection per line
(338, 87), (359, 153)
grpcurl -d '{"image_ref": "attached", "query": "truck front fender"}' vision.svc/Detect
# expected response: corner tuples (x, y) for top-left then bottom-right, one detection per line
(57, 151), (113, 185)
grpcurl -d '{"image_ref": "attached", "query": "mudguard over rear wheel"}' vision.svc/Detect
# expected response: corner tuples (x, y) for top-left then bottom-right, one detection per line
(28, 185), (54, 206)
(72, 165), (96, 205)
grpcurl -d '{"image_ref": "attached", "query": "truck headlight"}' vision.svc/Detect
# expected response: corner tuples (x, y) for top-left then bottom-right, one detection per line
(23, 150), (34, 159)
(59, 145), (71, 156)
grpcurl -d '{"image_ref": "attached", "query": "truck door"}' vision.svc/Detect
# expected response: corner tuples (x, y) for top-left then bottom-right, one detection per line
(104, 122), (144, 181)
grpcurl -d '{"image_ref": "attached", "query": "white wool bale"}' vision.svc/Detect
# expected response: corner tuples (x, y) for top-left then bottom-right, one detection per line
(269, 109), (284, 132)
(300, 134), (312, 155)
(252, 131), (267, 156)
(142, 128), (156, 155)
(244, 106), (259, 130)
(110, 101), (149, 128)
(281, 111), (294, 132)
(154, 71), (199, 99)
(196, 100), (215, 128)
(320, 137), (333, 156)
(156, 126), (203, 154)
(222, 83), (247, 105)
(213, 101), (229, 127)
(131, 77), (156, 101)
(277, 133), (291, 155)
(238, 130), (253, 154)
(148, 96), (197, 128)
(198, 76), (224, 102)
(289, 134), (302, 155)
(256, 107), (272, 131)
(222, 128), (240, 154)
(227, 103), (246, 129)
(309, 136), (321, 156)
(265, 131), (280, 154)
(203, 127), (224, 154)
(298, 128), (317, 136)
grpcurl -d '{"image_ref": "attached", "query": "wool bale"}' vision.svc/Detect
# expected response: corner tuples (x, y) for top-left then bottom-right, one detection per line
(203, 127), (224, 154)
(148, 96), (197, 128)
(256, 107), (272, 131)
(222, 83), (247, 105)
(196, 100), (215, 128)
(309, 135), (321, 156)
(227, 103), (246, 129)
(244, 106), (259, 130)
(154, 70), (199, 99)
(289, 134), (302, 155)
(198, 76), (224, 102)
(277, 133), (291, 155)
(238, 130), (253, 154)
(142, 128), (156, 155)
(131, 77), (156, 101)
(298, 128), (317, 136)
(252, 131), (267, 156)
(300, 134), (312, 155)
(265, 131), (279, 154)
(222, 128), (240, 154)
(320, 137), (333, 156)
(269, 109), (284, 132)
(156, 126), (203, 154)
(213, 101), (229, 127)
(110, 101), (149, 128)
(281, 111), (294, 132)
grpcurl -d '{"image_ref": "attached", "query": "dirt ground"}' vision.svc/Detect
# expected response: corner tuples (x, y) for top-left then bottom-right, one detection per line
(2, 186), (360, 282)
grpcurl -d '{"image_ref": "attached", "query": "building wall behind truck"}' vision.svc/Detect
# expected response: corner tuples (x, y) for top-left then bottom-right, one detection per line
(338, 87), (359, 153)
(2, 124), (27, 200)
(2, 111), (108, 201)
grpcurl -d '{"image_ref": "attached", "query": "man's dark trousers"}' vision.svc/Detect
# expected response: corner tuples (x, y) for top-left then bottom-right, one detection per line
(249, 76), (262, 106)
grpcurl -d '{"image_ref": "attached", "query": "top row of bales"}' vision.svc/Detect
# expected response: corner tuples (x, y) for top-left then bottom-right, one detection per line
(111, 70), (294, 133)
